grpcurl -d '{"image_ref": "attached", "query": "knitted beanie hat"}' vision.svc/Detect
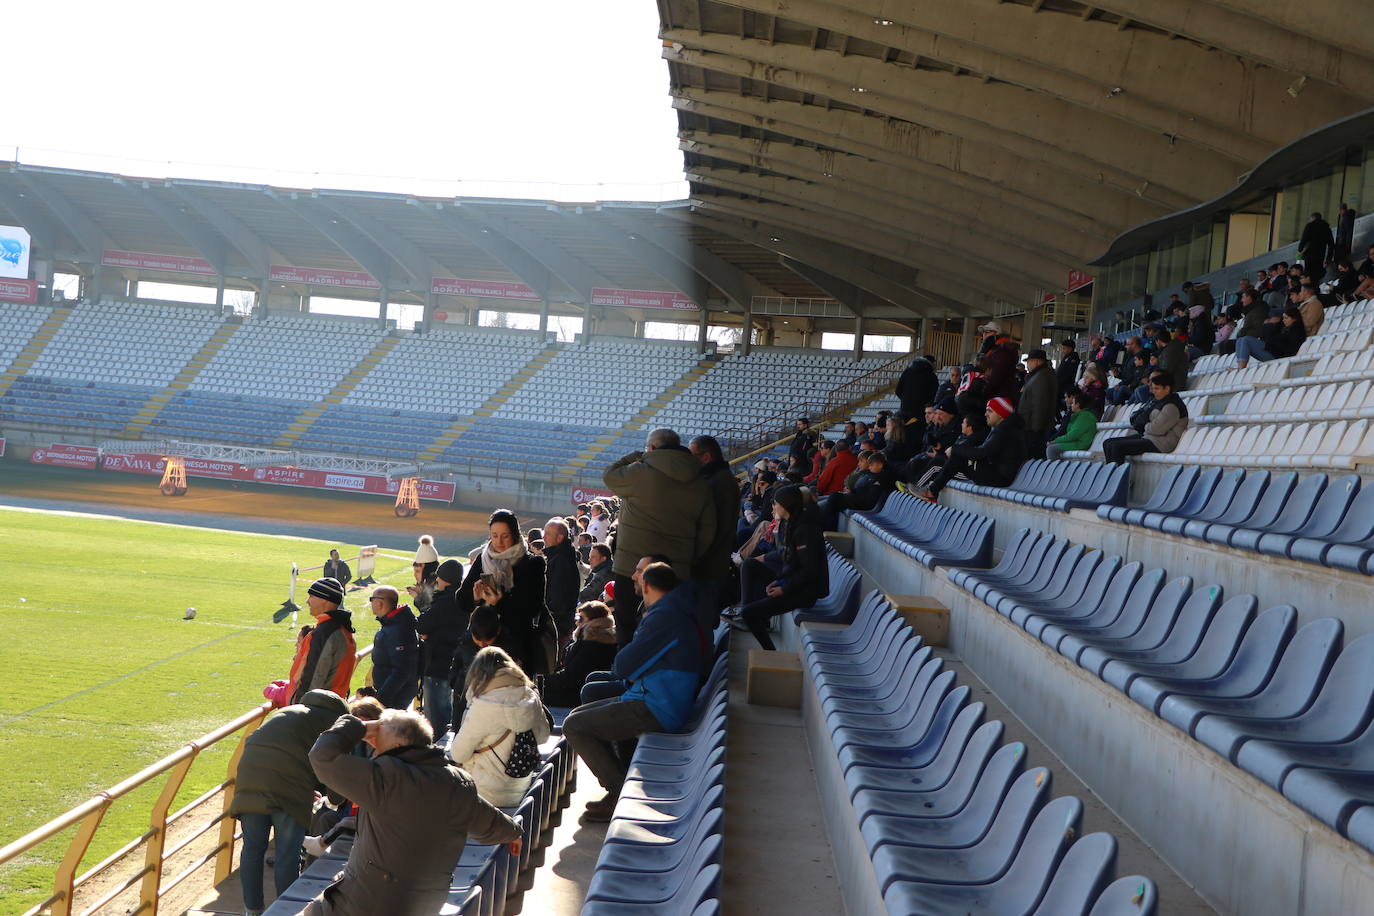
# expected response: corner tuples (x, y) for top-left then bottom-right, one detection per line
(308, 577), (344, 605)
(415, 535), (439, 565)
(436, 558), (464, 585)
(988, 397), (1014, 419)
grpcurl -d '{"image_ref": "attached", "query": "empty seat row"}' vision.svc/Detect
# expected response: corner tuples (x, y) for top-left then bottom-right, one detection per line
(850, 492), (995, 569)
(801, 589), (1158, 915)
(1100, 466), (1374, 574)
(1133, 419), (1372, 469)
(947, 528), (1374, 852)
(942, 460), (1129, 512)
(580, 636), (729, 915)
(1199, 379), (1374, 425)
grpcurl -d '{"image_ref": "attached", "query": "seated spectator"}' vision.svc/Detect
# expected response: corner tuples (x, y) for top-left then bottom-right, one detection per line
(815, 441), (856, 496)
(231, 688), (348, 916)
(1047, 389), (1099, 460)
(1102, 371), (1189, 464)
(578, 543), (614, 603)
(543, 601), (619, 707)
(562, 563), (704, 821)
(1329, 260), (1361, 302)
(1235, 306), (1308, 368)
(305, 709), (522, 915)
(1079, 363), (1107, 414)
(284, 578), (356, 706)
(850, 420), (870, 452)
(733, 485), (828, 651)
(882, 414), (916, 465)
(818, 450), (896, 530)
(1352, 244), (1374, 300)
(934, 365), (960, 406)
(1214, 308), (1238, 350)
(448, 646), (552, 807)
(901, 399), (959, 486)
(1296, 281), (1325, 335)
(1153, 328), (1189, 391)
(919, 397), (1027, 501)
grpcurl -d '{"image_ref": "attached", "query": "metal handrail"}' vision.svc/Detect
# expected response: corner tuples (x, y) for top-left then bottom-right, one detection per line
(0, 645), (374, 916)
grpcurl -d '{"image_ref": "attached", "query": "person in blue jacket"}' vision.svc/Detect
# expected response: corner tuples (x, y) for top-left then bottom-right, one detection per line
(561, 562), (705, 822)
(366, 586), (419, 710)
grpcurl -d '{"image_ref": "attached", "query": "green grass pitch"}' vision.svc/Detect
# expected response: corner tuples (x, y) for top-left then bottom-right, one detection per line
(0, 506), (416, 913)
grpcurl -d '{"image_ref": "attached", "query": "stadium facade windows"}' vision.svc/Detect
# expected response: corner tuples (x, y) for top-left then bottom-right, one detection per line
(820, 332), (914, 353)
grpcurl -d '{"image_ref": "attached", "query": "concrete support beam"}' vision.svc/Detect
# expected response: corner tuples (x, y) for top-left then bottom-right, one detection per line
(415, 202), (554, 301)
(317, 197), (436, 292)
(167, 184), (275, 280)
(119, 179), (230, 278)
(265, 190), (395, 291)
(672, 90), (1130, 243)
(0, 182), (67, 255)
(682, 136), (1088, 270)
(12, 172), (117, 264)
(663, 34), (1240, 206)
(577, 213), (713, 306)
(468, 205), (615, 306)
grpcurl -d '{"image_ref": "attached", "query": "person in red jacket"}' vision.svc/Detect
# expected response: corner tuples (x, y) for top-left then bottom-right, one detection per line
(284, 578), (356, 706)
(983, 336), (1021, 404)
(815, 442), (857, 496)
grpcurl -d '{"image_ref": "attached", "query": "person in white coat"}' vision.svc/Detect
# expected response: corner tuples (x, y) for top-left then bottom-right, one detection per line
(586, 501), (611, 543)
(448, 647), (551, 808)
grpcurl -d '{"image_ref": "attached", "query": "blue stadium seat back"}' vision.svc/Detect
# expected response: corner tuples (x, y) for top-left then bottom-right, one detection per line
(830, 675), (963, 753)
(813, 628), (920, 691)
(1202, 470), (1297, 545)
(1023, 561), (1145, 641)
(1230, 472), (1329, 551)
(1197, 632), (1374, 763)
(1181, 469), (1270, 539)
(854, 739), (1029, 840)
(1156, 615), (1337, 733)
(803, 591), (894, 652)
(1118, 465), (1198, 524)
(996, 547), (1099, 618)
(867, 765), (1051, 870)
(807, 617), (910, 680)
(974, 536), (1064, 603)
(1280, 768), (1374, 840)
(981, 540), (1079, 612)
(1349, 805), (1374, 853)
(1086, 585), (1230, 682)
(1087, 876), (1158, 916)
(1028, 832), (1118, 916)
(1238, 701), (1374, 793)
(1070, 577), (1196, 674)
(1103, 594), (1257, 695)
(1292, 483), (1374, 569)
(844, 706), (995, 794)
(1094, 462), (1132, 509)
(1010, 554), (1122, 629)
(1155, 467), (1247, 534)
(876, 795), (1083, 893)
(619, 755), (725, 807)
(583, 833), (722, 906)
(823, 647), (936, 715)
(1256, 474), (1361, 557)
(1043, 568), (1168, 657)
(593, 807), (723, 874)
(625, 730), (725, 772)
(609, 783), (724, 830)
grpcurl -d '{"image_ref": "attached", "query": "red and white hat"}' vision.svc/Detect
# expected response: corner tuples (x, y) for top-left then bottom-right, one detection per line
(987, 397), (1015, 419)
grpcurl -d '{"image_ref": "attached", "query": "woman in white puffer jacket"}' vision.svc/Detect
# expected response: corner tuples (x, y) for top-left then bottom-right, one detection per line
(448, 647), (551, 807)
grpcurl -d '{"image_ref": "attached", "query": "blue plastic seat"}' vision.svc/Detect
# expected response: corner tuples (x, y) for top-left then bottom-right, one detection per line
(1290, 485), (1374, 571)
(1142, 467), (1237, 533)
(852, 740), (1025, 825)
(1028, 833), (1118, 916)
(1103, 466), (1197, 526)
(1227, 472), (1328, 552)
(1014, 557), (1134, 634)
(582, 834), (721, 908)
(1071, 578), (1210, 676)
(1255, 474), (1360, 558)
(1040, 569), (1168, 657)
(1103, 596), (1260, 695)
(1087, 875), (1158, 915)
(1200, 470), (1298, 545)
(845, 710), (994, 794)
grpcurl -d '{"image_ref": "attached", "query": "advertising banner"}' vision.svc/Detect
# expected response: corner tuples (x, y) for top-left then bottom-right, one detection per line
(590, 287), (696, 310)
(570, 486), (616, 506)
(431, 276), (541, 300)
(31, 443), (100, 469)
(101, 249), (216, 276)
(0, 278), (38, 304)
(0, 225), (32, 280)
(100, 452), (456, 502)
(269, 265), (380, 291)
(1066, 269), (1095, 294)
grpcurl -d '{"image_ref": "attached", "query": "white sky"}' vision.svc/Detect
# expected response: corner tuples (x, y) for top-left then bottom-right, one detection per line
(4, 1), (686, 201)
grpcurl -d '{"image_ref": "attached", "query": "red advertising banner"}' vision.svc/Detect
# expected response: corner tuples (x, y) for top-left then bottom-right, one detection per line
(570, 486), (616, 506)
(590, 288), (696, 310)
(269, 265), (380, 291)
(431, 277), (541, 300)
(0, 278), (38, 304)
(100, 452), (456, 502)
(1066, 269), (1095, 293)
(102, 249), (217, 276)
(31, 443), (100, 469)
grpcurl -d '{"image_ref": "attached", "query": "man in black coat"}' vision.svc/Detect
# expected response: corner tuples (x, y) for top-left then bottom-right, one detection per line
(1336, 202), (1357, 263)
(895, 355), (938, 423)
(1055, 339), (1080, 403)
(367, 586), (419, 710)
(921, 397), (1028, 500)
(1299, 211), (1335, 280)
(542, 519), (582, 639)
(323, 549), (352, 590)
(1018, 349), (1057, 460)
(578, 543), (614, 603)
(690, 434), (744, 619)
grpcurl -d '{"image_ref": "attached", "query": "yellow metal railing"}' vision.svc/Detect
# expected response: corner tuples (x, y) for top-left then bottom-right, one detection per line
(0, 646), (372, 916)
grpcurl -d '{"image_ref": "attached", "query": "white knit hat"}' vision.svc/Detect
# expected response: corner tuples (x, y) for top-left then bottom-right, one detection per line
(415, 535), (439, 565)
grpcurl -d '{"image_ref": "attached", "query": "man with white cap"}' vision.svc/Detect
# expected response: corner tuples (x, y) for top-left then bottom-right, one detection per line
(919, 396), (1028, 502)
(285, 578), (357, 705)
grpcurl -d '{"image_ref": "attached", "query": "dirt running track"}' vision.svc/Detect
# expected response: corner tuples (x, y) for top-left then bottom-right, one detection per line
(0, 462), (500, 553)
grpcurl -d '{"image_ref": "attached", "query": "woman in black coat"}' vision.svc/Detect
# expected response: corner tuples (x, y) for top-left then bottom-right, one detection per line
(459, 509), (555, 675)
(542, 601), (619, 707)
(415, 558), (466, 737)
(736, 486), (829, 652)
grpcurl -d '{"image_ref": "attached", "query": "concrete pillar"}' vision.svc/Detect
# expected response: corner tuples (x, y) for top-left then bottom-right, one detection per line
(422, 290), (435, 333)
(918, 317), (931, 354)
(378, 287), (390, 328)
(538, 299), (549, 334)
(215, 276), (226, 308)
(581, 305), (594, 347)
(740, 300), (753, 356)
(853, 314), (866, 362)
(961, 318), (978, 363)
(697, 307), (709, 353)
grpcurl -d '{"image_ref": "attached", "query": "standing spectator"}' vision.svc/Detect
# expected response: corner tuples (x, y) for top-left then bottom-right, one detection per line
(895, 354), (938, 431)
(1055, 339), (1081, 404)
(787, 417), (813, 470)
(976, 321), (1003, 355)
(578, 543), (615, 604)
(448, 606), (504, 730)
(955, 361), (986, 416)
(574, 531), (594, 564)
(815, 441), (857, 496)
(323, 550), (352, 592)
(1018, 348), (1057, 460)
(1047, 390), (1099, 460)
(1154, 328), (1189, 391)
(542, 518), (581, 642)
(407, 536), (439, 614)
(231, 688), (348, 916)
(543, 601), (619, 707)
(415, 559), (465, 738)
(920, 397), (1027, 501)
(1102, 372), (1189, 464)
(1182, 280), (1215, 317)
(1299, 211), (1336, 280)
(1336, 202), (1357, 263)
(602, 428), (716, 647)
(586, 501), (611, 542)
(459, 509), (554, 675)
(367, 585), (419, 711)
(735, 485), (828, 651)
(285, 579), (356, 706)
(983, 334), (1020, 403)
(689, 434), (742, 612)
(882, 414), (916, 466)
(562, 563), (704, 821)
(304, 709), (521, 916)
(447, 647), (552, 807)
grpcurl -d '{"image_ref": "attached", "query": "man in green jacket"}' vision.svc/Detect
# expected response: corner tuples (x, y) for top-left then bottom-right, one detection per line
(1047, 389), (1099, 460)
(229, 689), (348, 916)
(603, 427), (716, 646)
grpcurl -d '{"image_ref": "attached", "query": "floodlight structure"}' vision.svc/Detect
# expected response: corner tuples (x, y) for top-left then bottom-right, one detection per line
(394, 477), (421, 517)
(159, 456), (188, 496)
